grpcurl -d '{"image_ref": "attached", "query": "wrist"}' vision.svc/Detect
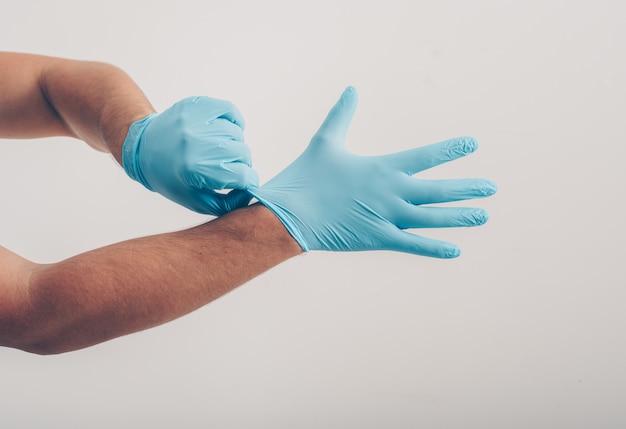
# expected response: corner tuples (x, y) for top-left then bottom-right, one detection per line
(248, 188), (309, 252)
(120, 113), (158, 189)
(212, 203), (303, 259)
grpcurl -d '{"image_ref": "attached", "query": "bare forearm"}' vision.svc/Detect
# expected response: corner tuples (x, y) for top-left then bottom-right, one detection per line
(7, 204), (301, 354)
(0, 52), (154, 163)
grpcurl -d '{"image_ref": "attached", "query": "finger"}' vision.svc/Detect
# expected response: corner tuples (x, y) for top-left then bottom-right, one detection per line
(219, 162), (260, 190)
(181, 96), (246, 130)
(384, 228), (461, 258)
(311, 86), (358, 146)
(221, 189), (254, 212)
(184, 161), (259, 190)
(383, 136), (478, 175)
(190, 117), (245, 142)
(393, 205), (490, 229)
(183, 138), (252, 188)
(182, 189), (227, 215)
(212, 104), (246, 131)
(400, 178), (498, 205)
(221, 138), (252, 166)
(187, 188), (253, 216)
(190, 138), (252, 167)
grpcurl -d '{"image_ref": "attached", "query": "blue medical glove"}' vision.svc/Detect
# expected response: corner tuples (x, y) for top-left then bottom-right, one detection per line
(249, 87), (497, 257)
(122, 96), (258, 215)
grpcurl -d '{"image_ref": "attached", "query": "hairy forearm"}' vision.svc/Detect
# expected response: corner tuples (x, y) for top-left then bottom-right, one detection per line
(5, 204), (301, 354)
(0, 52), (154, 163)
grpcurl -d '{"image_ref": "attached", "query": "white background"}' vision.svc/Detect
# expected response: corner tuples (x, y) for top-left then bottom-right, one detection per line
(1, 1), (624, 428)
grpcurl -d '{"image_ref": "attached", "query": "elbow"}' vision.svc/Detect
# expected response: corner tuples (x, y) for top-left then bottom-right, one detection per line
(15, 339), (71, 356)
(0, 326), (75, 355)
(0, 273), (81, 356)
(0, 316), (87, 354)
(0, 333), (67, 355)
(34, 345), (79, 355)
(0, 306), (67, 356)
(0, 252), (84, 355)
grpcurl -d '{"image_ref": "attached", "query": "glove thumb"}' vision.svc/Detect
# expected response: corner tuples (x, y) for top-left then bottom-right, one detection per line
(220, 189), (253, 214)
(312, 86), (358, 147)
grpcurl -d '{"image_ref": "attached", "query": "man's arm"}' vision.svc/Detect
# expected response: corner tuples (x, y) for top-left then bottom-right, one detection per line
(0, 52), (256, 214)
(0, 51), (155, 163)
(0, 64), (495, 355)
(0, 52), (286, 355)
(0, 204), (302, 355)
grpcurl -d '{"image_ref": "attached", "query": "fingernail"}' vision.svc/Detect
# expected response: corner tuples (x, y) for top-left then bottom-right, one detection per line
(458, 136), (478, 153)
(472, 209), (490, 225)
(446, 247), (461, 258)
(342, 86), (358, 101)
(478, 180), (498, 196)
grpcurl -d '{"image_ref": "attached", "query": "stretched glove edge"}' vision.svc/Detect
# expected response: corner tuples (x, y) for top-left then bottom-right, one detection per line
(121, 113), (158, 190)
(248, 189), (310, 252)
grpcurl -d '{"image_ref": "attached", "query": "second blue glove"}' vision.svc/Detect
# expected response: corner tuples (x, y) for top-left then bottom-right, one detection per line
(122, 96), (258, 215)
(250, 87), (497, 257)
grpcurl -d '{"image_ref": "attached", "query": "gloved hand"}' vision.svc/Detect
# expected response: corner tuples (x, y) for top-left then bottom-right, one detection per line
(122, 96), (258, 215)
(249, 87), (497, 257)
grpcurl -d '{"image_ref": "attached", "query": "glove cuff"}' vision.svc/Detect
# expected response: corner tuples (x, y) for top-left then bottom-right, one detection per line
(247, 189), (310, 252)
(121, 113), (158, 190)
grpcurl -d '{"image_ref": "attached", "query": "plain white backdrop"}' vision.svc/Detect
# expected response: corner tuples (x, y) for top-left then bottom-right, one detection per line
(1, 1), (624, 428)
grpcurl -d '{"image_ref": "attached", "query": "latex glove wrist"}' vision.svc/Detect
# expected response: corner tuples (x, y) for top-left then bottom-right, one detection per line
(122, 96), (258, 215)
(122, 113), (158, 190)
(250, 87), (497, 258)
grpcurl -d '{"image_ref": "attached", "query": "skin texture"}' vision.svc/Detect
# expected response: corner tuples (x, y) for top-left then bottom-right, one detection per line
(0, 52), (495, 354)
(0, 205), (300, 354)
(0, 52), (302, 354)
(0, 51), (155, 161)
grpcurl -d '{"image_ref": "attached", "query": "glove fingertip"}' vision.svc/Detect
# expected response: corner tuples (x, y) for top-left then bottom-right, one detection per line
(445, 246), (462, 258)
(456, 136), (478, 155)
(225, 163), (260, 190)
(220, 102), (246, 130)
(392, 231), (461, 258)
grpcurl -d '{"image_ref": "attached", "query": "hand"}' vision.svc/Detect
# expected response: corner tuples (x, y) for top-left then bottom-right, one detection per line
(122, 96), (258, 215)
(249, 87), (497, 257)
